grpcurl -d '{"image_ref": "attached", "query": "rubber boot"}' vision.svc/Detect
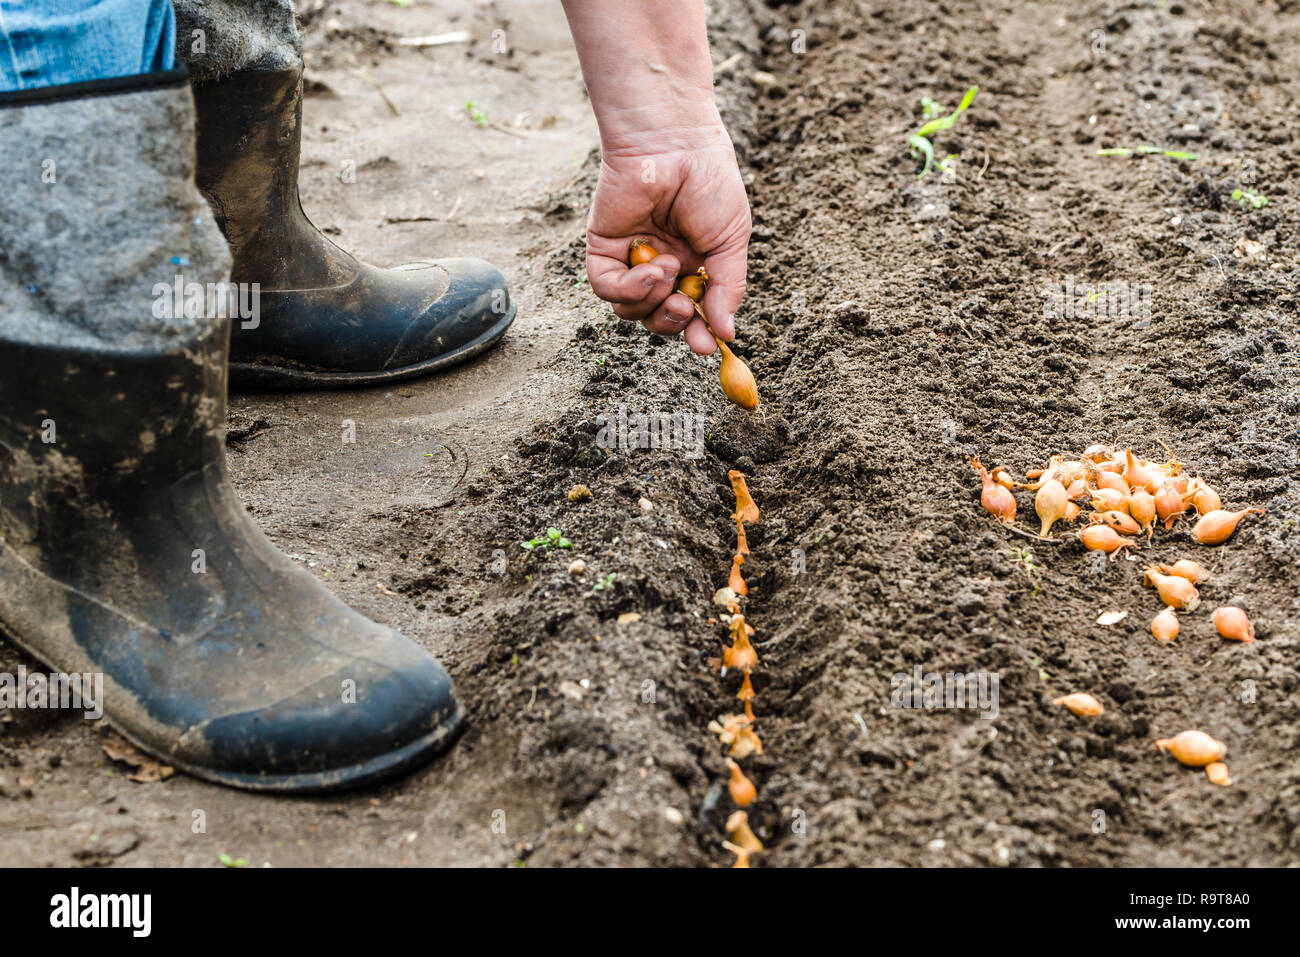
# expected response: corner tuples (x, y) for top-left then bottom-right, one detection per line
(0, 72), (462, 791)
(192, 65), (517, 391)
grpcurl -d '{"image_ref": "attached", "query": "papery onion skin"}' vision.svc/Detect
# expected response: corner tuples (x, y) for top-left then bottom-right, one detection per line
(1036, 479), (1069, 538)
(1143, 568), (1200, 611)
(1124, 449), (1155, 493)
(726, 757), (757, 807)
(972, 457), (1016, 524)
(1090, 488), (1130, 514)
(1158, 559), (1209, 584)
(725, 810), (765, 852)
(1095, 470), (1129, 495)
(1095, 510), (1141, 535)
(714, 336), (760, 410)
(1154, 730), (1226, 767)
(1151, 606), (1179, 642)
(1192, 508), (1264, 546)
(1188, 479), (1222, 516)
(1154, 481), (1186, 529)
(1128, 488), (1156, 534)
(1206, 762), (1233, 786)
(729, 470), (761, 524)
(678, 270), (707, 303)
(629, 238), (659, 266)
(1213, 606), (1255, 643)
(1052, 693), (1104, 717)
(1081, 525), (1135, 554)
(728, 554), (748, 596)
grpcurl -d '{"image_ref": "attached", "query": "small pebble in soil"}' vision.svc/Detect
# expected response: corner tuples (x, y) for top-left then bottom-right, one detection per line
(567, 559), (586, 575)
(638, 497), (654, 512)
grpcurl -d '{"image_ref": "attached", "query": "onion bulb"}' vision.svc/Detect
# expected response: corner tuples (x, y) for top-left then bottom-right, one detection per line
(1143, 568), (1200, 611)
(1016, 456), (1065, 490)
(1081, 524), (1135, 554)
(726, 757), (757, 807)
(992, 466), (1016, 490)
(1151, 606), (1179, 643)
(723, 616), (759, 672)
(1123, 449), (1155, 493)
(1065, 478), (1089, 501)
(1057, 460), (1086, 486)
(1154, 441), (1184, 477)
(722, 840), (751, 868)
(1187, 478), (1222, 516)
(729, 726), (763, 759)
(972, 456), (1016, 524)
(677, 269), (708, 303)
(1128, 488), (1156, 536)
(725, 810), (764, 853)
(1157, 559), (1209, 584)
(1213, 606), (1255, 643)
(1154, 730), (1226, 767)
(627, 239), (758, 411)
(1052, 693), (1104, 716)
(737, 671), (756, 723)
(712, 335), (760, 410)
(729, 470), (760, 524)
(1089, 488), (1130, 514)
(1036, 479), (1068, 538)
(728, 553), (747, 596)
(1153, 481), (1186, 529)
(1094, 469), (1129, 495)
(1205, 762), (1233, 786)
(1094, 510), (1141, 535)
(1064, 501), (1081, 522)
(1083, 443), (1111, 462)
(628, 238), (659, 267)
(1192, 508), (1264, 546)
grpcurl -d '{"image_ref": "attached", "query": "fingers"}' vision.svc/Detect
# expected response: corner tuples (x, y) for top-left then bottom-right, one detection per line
(683, 315), (718, 355)
(588, 250), (681, 321)
(637, 291), (698, 335)
(700, 241), (749, 341)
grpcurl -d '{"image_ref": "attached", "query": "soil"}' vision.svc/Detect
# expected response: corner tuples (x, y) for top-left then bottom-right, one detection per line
(2, 0), (1298, 867)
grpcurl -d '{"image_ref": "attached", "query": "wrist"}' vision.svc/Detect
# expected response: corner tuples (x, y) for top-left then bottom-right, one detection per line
(597, 90), (730, 156)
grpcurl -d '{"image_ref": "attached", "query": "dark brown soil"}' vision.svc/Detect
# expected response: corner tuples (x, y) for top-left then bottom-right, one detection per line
(3, 0), (1298, 867)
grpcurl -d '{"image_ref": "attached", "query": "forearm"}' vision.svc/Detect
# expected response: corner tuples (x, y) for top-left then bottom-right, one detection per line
(560, 0), (727, 154)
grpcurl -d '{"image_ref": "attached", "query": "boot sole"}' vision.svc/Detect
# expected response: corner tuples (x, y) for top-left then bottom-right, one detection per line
(0, 613), (466, 794)
(229, 304), (516, 393)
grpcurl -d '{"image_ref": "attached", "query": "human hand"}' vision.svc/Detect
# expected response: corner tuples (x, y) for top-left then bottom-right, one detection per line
(583, 135), (751, 355)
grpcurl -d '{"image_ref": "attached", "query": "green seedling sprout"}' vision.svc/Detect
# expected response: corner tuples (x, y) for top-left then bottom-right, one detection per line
(909, 86), (978, 179)
(465, 101), (489, 128)
(1231, 188), (1267, 210)
(593, 572), (617, 592)
(1096, 145), (1198, 161)
(521, 527), (573, 551)
(1007, 546), (1043, 596)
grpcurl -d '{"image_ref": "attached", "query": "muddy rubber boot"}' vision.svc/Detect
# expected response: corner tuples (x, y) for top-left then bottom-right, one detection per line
(192, 65), (516, 391)
(0, 72), (463, 792)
